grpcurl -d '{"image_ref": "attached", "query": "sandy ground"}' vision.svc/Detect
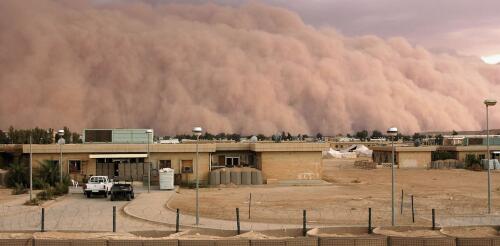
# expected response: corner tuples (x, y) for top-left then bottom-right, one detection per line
(169, 159), (500, 226)
(441, 226), (499, 237)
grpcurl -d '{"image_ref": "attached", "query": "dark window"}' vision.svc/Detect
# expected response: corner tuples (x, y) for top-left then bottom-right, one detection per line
(84, 129), (112, 143)
(69, 160), (81, 173)
(159, 160), (171, 169)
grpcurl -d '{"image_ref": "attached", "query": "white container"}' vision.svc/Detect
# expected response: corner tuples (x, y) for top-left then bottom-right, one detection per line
(159, 168), (175, 190)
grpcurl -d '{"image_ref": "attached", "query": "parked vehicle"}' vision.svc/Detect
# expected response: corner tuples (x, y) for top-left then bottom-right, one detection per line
(83, 176), (113, 198)
(110, 179), (135, 201)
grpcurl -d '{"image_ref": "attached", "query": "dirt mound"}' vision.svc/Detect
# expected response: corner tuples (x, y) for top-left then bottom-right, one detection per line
(441, 226), (498, 237)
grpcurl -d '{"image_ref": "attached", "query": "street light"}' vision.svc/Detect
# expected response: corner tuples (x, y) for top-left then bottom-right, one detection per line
(192, 126), (203, 225)
(57, 129), (65, 183)
(485, 99), (497, 214)
(146, 129), (153, 193)
(29, 135), (32, 201)
(387, 127), (398, 226)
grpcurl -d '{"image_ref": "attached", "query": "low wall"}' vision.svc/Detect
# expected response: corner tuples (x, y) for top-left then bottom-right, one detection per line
(1, 226), (500, 246)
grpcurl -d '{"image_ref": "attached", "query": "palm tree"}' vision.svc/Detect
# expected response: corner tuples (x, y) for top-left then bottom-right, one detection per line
(37, 160), (60, 186)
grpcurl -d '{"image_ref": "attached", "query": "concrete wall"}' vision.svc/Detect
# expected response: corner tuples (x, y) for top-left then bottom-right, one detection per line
(260, 151), (322, 182)
(151, 152), (210, 184)
(398, 151), (431, 168)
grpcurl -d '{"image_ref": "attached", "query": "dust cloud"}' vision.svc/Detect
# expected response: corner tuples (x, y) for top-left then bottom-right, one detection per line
(1, 0), (499, 135)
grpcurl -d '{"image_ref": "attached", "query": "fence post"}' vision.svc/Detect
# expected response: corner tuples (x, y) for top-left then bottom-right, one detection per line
(41, 207), (45, 232)
(432, 208), (435, 230)
(176, 208), (180, 232)
(112, 206), (116, 232)
(248, 193), (252, 219)
(303, 210), (307, 236)
(368, 208), (372, 234)
(411, 195), (415, 223)
(400, 189), (404, 214)
(236, 208), (240, 235)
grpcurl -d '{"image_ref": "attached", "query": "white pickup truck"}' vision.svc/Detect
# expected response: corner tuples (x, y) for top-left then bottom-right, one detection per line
(83, 176), (113, 198)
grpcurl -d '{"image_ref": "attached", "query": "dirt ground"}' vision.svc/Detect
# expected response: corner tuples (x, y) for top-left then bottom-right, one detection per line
(169, 159), (500, 226)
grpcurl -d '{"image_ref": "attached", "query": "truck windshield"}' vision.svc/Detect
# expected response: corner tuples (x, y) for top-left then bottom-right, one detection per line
(89, 177), (106, 183)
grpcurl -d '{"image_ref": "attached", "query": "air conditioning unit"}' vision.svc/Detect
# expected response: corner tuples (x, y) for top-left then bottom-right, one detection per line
(182, 166), (193, 173)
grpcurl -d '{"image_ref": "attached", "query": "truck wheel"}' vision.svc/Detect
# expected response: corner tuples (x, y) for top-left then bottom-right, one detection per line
(126, 193), (131, 201)
(86, 192), (91, 198)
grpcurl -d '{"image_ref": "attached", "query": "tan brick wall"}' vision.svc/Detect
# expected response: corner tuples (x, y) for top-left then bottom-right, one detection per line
(260, 152), (322, 181)
(397, 152), (431, 168)
(150, 152), (210, 184)
(31, 153), (93, 181)
(457, 151), (487, 161)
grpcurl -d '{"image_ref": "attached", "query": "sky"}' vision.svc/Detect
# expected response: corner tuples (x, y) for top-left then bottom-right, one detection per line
(147, 0), (500, 62)
(2, 0), (500, 135)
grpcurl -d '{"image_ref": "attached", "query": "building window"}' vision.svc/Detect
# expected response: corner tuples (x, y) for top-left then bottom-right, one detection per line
(159, 160), (171, 169)
(225, 157), (240, 167)
(479, 154), (486, 160)
(69, 160), (81, 173)
(181, 160), (193, 173)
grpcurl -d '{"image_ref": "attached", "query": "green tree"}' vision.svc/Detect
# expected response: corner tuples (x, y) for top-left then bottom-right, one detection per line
(5, 162), (28, 187)
(355, 130), (369, 140)
(316, 133), (323, 140)
(371, 130), (383, 139)
(37, 160), (60, 187)
(0, 130), (8, 144)
(435, 134), (444, 145)
(452, 130), (458, 135)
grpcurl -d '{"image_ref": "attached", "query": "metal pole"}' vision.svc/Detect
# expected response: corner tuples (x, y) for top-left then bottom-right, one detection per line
(176, 208), (180, 232)
(391, 136), (395, 226)
(113, 206), (116, 232)
(249, 193), (252, 219)
(303, 209), (307, 236)
(487, 105), (491, 214)
(400, 189), (403, 214)
(236, 207), (240, 235)
(30, 135), (33, 201)
(368, 207), (372, 234)
(147, 135), (150, 193)
(59, 142), (63, 183)
(41, 208), (45, 232)
(432, 208), (435, 230)
(195, 135), (200, 225)
(411, 195), (415, 223)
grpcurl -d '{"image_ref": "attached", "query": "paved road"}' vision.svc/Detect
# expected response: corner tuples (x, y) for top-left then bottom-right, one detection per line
(124, 191), (301, 231)
(0, 187), (174, 232)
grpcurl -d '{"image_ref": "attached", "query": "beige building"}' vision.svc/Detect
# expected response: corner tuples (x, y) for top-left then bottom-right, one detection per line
(372, 146), (436, 168)
(22, 142), (328, 185)
(372, 145), (500, 168)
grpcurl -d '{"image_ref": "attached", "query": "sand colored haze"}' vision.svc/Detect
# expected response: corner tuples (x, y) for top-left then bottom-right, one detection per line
(1, 0), (500, 135)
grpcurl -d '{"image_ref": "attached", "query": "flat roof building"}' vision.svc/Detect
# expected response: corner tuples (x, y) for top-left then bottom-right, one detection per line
(21, 142), (328, 185)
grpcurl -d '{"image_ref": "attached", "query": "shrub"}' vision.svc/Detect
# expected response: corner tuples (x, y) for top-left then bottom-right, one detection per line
(5, 162), (28, 188)
(37, 160), (60, 187)
(36, 187), (55, 200)
(53, 182), (69, 196)
(24, 198), (41, 206)
(32, 178), (48, 190)
(11, 183), (27, 195)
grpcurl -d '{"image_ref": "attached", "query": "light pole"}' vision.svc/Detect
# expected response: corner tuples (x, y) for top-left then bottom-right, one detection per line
(387, 127), (398, 226)
(57, 129), (65, 183)
(146, 129), (153, 193)
(29, 135), (32, 201)
(485, 99), (497, 214)
(192, 126), (203, 225)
